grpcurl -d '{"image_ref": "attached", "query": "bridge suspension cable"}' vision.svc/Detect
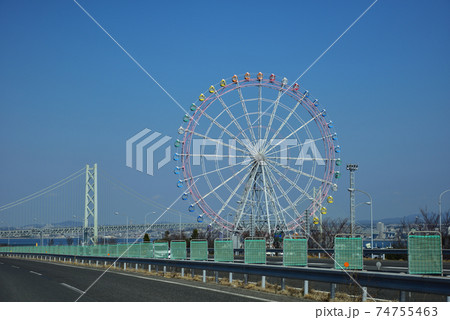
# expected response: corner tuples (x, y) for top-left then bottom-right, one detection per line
(99, 170), (183, 217)
(0, 167), (85, 213)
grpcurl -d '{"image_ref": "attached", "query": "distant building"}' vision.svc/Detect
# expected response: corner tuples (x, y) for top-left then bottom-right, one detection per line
(377, 222), (385, 239)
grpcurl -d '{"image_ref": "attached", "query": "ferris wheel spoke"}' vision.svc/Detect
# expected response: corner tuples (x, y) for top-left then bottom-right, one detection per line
(265, 133), (334, 158)
(262, 166), (291, 229)
(197, 111), (254, 152)
(178, 153), (251, 159)
(263, 92), (308, 152)
(265, 157), (332, 185)
(264, 109), (325, 155)
(258, 84), (262, 141)
(262, 89), (283, 144)
(237, 86), (257, 142)
(185, 130), (250, 155)
(193, 161), (253, 205)
(181, 157), (252, 182)
(260, 165), (273, 234)
(215, 164), (255, 218)
(214, 93), (254, 146)
(264, 165), (305, 220)
(265, 166), (310, 235)
(265, 161), (314, 203)
(265, 156), (330, 162)
(265, 157), (330, 195)
(233, 162), (260, 228)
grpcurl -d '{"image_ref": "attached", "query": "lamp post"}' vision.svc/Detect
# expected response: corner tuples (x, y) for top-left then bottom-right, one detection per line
(351, 188), (373, 257)
(114, 212), (129, 245)
(33, 218), (44, 246)
(225, 213), (233, 239)
(179, 212), (182, 240)
(72, 215), (83, 246)
(439, 190), (450, 233)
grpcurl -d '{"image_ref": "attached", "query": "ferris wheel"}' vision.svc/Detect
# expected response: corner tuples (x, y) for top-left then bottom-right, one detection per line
(173, 72), (341, 237)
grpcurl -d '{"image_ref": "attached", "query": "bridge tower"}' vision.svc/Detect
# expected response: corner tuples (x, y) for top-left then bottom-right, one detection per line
(83, 164), (98, 245)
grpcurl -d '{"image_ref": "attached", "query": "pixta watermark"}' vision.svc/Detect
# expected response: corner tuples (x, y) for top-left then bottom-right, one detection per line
(126, 129), (325, 176)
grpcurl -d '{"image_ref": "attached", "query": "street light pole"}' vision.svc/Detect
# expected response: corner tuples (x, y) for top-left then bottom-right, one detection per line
(353, 189), (373, 257)
(439, 190), (450, 233)
(72, 215), (82, 246)
(114, 212), (129, 245)
(33, 218), (44, 247)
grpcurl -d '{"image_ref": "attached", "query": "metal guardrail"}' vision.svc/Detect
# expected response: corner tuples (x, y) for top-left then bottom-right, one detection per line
(2, 245), (449, 256)
(2, 252), (450, 297)
(260, 248), (450, 256)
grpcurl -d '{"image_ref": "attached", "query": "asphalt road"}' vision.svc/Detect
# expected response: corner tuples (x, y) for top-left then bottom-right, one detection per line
(0, 256), (303, 302)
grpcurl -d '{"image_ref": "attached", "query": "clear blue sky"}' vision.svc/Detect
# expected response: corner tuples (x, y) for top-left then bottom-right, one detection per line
(0, 0), (449, 225)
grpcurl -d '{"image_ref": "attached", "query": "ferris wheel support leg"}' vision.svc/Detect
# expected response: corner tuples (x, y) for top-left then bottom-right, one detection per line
(263, 168), (290, 233)
(265, 165), (305, 233)
(234, 163), (259, 233)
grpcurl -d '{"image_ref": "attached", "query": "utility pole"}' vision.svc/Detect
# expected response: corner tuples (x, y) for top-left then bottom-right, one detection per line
(304, 210), (310, 238)
(439, 190), (450, 233)
(346, 164), (358, 236)
(314, 187), (323, 237)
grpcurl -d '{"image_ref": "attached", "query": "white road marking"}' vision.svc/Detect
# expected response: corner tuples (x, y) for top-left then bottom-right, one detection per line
(29, 271), (42, 276)
(30, 259), (275, 299)
(113, 271), (274, 302)
(12, 265), (20, 269)
(61, 283), (85, 295)
(39, 259), (274, 301)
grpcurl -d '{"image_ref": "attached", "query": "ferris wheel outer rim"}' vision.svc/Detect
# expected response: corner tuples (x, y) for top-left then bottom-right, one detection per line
(177, 73), (339, 232)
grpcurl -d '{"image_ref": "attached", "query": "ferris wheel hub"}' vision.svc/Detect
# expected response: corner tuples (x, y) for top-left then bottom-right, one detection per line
(253, 152), (266, 163)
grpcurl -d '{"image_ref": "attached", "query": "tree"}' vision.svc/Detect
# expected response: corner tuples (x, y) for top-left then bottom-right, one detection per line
(163, 230), (170, 241)
(143, 233), (150, 243)
(309, 217), (352, 249)
(66, 236), (74, 246)
(190, 229), (199, 240)
(394, 209), (450, 249)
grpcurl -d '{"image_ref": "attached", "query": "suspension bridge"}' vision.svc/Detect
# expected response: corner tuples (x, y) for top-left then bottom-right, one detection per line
(0, 164), (202, 246)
